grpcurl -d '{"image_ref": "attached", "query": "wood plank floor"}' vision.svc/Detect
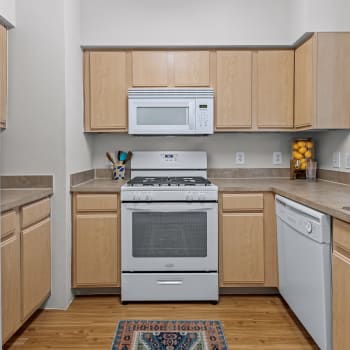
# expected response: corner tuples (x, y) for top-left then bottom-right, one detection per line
(4, 295), (318, 349)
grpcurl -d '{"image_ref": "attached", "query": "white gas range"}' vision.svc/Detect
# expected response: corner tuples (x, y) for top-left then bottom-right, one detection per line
(120, 151), (218, 303)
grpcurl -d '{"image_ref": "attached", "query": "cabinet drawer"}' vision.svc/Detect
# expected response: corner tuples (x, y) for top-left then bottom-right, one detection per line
(76, 193), (118, 212)
(222, 193), (264, 211)
(21, 197), (50, 229)
(333, 219), (350, 256)
(1, 210), (16, 240)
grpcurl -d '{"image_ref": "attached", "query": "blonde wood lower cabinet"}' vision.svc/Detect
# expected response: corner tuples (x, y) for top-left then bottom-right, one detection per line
(332, 218), (350, 350)
(1, 197), (51, 345)
(219, 192), (278, 287)
(72, 193), (120, 288)
(21, 217), (51, 321)
(1, 210), (21, 343)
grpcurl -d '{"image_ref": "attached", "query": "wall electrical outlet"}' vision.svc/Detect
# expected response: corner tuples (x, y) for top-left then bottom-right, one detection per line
(272, 152), (282, 165)
(235, 152), (245, 165)
(345, 153), (350, 169)
(332, 151), (341, 168)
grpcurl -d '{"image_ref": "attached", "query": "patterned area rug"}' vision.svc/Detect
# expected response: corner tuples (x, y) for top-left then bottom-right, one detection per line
(111, 320), (228, 350)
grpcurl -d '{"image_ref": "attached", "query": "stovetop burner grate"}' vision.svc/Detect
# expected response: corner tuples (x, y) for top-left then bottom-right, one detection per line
(127, 176), (212, 187)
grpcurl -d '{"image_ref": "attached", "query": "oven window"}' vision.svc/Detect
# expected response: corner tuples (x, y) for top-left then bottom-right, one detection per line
(137, 107), (188, 125)
(132, 212), (207, 257)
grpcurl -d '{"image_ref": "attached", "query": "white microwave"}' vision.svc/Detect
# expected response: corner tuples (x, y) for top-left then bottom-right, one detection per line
(128, 88), (214, 135)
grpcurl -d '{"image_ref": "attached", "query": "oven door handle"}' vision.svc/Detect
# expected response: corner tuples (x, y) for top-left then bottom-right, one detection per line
(157, 280), (183, 285)
(124, 203), (216, 211)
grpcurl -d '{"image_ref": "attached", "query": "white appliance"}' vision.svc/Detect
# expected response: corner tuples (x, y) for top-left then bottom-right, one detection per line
(275, 195), (332, 350)
(128, 88), (214, 135)
(121, 151), (218, 303)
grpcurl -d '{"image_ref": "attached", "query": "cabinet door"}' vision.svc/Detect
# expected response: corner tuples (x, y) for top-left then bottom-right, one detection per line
(0, 24), (7, 128)
(132, 51), (169, 87)
(295, 36), (315, 128)
(332, 252), (350, 350)
(216, 51), (252, 129)
(22, 218), (51, 321)
(255, 51), (294, 128)
(221, 213), (264, 285)
(74, 213), (118, 287)
(1, 234), (20, 343)
(173, 51), (210, 87)
(87, 51), (127, 131)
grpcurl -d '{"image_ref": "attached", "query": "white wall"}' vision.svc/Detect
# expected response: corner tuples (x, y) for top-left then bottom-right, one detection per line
(0, 0), (15, 27)
(81, 0), (296, 46)
(93, 133), (298, 169)
(314, 131), (350, 172)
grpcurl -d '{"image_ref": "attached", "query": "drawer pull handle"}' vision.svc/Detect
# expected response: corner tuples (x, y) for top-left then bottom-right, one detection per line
(157, 280), (183, 285)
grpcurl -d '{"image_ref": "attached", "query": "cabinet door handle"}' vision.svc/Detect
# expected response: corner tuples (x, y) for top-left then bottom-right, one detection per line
(157, 280), (183, 285)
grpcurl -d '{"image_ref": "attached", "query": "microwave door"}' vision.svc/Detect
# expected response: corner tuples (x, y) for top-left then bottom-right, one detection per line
(129, 99), (195, 134)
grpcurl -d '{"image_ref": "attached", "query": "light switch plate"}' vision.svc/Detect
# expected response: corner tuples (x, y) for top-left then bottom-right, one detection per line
(345, 153), (350, 169)
(235, 152), (245, 165)
(332, 152), (341, 168)
(272, 152), (282, 165)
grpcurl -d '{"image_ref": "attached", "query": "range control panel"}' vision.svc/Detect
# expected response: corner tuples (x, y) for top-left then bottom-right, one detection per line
(160, 153), (178, 163)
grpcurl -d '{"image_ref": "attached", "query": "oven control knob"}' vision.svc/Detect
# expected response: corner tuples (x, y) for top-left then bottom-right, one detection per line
(186, 192), (193, 201)
(199, 193), (206, 201)
(133, 193), (140, 201)
(145, 193), (152, 201)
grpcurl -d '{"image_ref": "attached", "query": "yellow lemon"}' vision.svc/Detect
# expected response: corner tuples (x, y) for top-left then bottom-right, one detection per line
(293, 151), (303, 160)
(299, 147), (307, 154)
(305, 150), (312, 159)
(300, 163), (307, 170)
(300, 158), (307, 164)
(297, 141), (306, 148)
(306, 141), (313, 149)
(293, 143), (299, 151)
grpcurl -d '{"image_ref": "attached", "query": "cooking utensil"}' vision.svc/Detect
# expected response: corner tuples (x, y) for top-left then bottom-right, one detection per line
(106, 152), (116, 164)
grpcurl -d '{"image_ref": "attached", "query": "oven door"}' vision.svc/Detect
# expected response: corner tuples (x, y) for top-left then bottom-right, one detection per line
(128, 99), (196, 134)
(121, 202), (218, 272)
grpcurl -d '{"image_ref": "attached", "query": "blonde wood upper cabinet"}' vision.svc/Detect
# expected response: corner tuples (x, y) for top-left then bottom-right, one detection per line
(332, 219), (350, 350)
(84, 51), (128, 132)
(295, 35), (315, 128)
(255, 50), (294, 129)
(216, 51), (252, 129)
(219, 192), (278, 287)
(131, 50), (211, 88)
(72, 193), (120, 288)
(21, 217), (51, 321)
(132, 51), (169, 87)
(1, 211), (21, 344)
(295, 33), (350, 129)
(173, 51), (210, 87)
(0, 24), (7, 129)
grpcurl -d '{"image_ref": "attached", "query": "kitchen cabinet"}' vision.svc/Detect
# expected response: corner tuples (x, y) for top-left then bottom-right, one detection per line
(173, 51), (210, 87)
(1, 210), (21, 344)
(1, 197), (51, 345)
(295, 33), (350, 129)
(332, 219), (350, 350)
(219, 192), (278, 287)
(216, 51), (252, 129)
(21, 217), (51, 321)
(72, 193), (120, 287)
(84, 51), (128, 132)
(254, 50), (294, 129)
(131, 50), (210, 88)
(132, 51), (169, 87)
(0, 24), (7, 129)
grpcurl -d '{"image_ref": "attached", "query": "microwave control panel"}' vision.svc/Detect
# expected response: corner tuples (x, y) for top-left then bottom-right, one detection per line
(195, 99), (213, 133)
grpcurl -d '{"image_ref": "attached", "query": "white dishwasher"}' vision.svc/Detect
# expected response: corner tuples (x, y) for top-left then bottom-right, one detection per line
(275, 195), (332, 350)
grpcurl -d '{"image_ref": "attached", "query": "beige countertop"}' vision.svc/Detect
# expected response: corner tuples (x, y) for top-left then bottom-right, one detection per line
(70, 177), (350, 223)
(1, 188), (53, 213)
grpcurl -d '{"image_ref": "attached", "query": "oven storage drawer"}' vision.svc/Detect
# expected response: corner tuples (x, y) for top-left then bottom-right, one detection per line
(121, 273), (218, 301)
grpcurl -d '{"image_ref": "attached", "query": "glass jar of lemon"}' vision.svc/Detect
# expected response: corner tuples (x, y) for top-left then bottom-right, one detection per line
(291, 138), (314, 179)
